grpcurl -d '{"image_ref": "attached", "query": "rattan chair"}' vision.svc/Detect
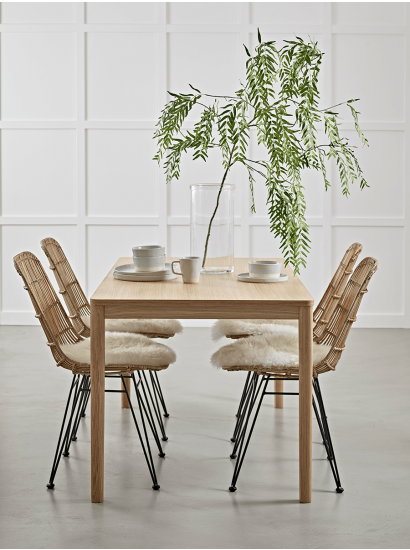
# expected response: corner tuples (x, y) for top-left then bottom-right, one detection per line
(211, 257), (378, 493)
(14, 251), (177, 491)
(222, 242), (363, 424)
(41, 237), (180, 419)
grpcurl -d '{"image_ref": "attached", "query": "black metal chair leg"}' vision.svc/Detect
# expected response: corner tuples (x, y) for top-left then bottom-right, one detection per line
(230, 373), (258, 458)
(313, 378), (344, 493)
(231, 380), (255, 443)
(47, 375), (81, 489)
(132, 373), (165, 457)
(149, 372), (168, 438)
(62, 375), (86, 457)
(236, 372), (251, 419)
(230, 374), (260, 459)
(152, 371), (169, 417)
(312, 391), (327, 446)
(79, 375), (90, 417)
(137, 372), (167, 451)
(70, 376), (89, 442)
(121, 375), (160, 490)
(229, 375), (269, 492)
(313, 380), (334, 459)
(141, 371), (168, 441)
(231, 372), (252, 442)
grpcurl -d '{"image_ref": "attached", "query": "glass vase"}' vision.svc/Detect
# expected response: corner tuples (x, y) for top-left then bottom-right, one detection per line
(190, 183), (234, 274)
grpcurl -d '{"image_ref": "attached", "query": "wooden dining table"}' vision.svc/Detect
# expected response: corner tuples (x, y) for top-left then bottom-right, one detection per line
(90, 257), (314, 503)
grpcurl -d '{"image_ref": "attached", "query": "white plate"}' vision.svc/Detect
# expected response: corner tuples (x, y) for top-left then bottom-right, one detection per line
(113, 272), (176, 282)
(114, 263), (172, 276)
(237, 272), (288, 283)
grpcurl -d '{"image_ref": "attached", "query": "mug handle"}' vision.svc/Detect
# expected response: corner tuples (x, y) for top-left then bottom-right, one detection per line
(171, 260), (182, 276)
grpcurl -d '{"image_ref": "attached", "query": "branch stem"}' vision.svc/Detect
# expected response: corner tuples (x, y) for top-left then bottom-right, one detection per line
(202, 153), (234, 268)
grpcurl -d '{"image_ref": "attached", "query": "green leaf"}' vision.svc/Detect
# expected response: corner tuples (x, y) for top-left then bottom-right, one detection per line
(189, 84), (202, 94)
(243, 44), (251, 57)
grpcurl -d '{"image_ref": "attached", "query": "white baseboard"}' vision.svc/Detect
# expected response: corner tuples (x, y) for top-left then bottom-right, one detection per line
(0, 313), (217, 327)
(1, 312), (40, 325)
(0, 311), (407, 328)
(353, 314), (407, 328)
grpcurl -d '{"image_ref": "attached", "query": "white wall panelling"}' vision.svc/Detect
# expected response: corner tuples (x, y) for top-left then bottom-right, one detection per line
(0, 2), (408, 328)
(1, 32), (77, 120)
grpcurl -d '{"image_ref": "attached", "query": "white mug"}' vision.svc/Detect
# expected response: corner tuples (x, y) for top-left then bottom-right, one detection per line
(248, 260), (282, 279)
(172, 257), (201, 284)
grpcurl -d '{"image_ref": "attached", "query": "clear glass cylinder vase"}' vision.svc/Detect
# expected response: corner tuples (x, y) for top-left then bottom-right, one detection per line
(190, 183), (234, 274)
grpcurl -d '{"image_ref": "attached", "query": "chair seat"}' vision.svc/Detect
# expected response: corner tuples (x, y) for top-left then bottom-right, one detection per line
(81, 315), (183, 337)
(211, 332), (330, 376)
(61, 332), (176, 368)
(212, 319), (298, 340)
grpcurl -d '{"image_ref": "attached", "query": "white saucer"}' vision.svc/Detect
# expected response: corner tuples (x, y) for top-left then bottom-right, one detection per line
(237, 272), (288, 283)
(113, 272), (176, 282)
(114, 263), (172, 276)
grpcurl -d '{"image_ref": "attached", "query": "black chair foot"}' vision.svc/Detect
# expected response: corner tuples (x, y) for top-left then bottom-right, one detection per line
(163, 414), (170, 418)
(158, 452), (166, 458)
(161, 436), (168, 442)
(235, 414), (239, 418)
(336, 487), (344, 493)
(230, 454), (237, 459)
(152, 484), (160, 491)
(229, 486), (237, 492)
(71, 436), (77, 441)
(46, 483), (55, 489)
(230, 437), (236, 442)
(81, 413), (86, 418)
(62, 451), (69, 457)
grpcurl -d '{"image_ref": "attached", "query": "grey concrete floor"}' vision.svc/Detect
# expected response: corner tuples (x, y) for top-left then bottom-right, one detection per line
(0, 326), (409, 549)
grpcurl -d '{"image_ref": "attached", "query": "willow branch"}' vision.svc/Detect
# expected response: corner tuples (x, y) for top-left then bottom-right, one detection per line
(202, 148), (234, 268)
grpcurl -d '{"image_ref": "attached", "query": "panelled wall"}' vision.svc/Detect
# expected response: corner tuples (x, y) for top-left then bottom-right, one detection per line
(0, 2), (408, 327)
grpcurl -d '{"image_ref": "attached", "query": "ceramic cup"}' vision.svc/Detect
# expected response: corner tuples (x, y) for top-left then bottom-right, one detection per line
(248, 260), (282, 279)
(133, 254), (166, 272)
(172, 257), (201, 284)
(132, 245), (165, 257)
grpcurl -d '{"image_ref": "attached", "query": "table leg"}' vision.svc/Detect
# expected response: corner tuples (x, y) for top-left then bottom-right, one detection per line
(299, 305), (313, 503)
(274, 380), (283, 408)
(90, 303), (105, 503)
(121, 377), (131, 409)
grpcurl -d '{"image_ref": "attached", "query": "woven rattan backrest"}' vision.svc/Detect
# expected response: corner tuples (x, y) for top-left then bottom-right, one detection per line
(14, 252), (82, 367)
(313, 242), (362, 339)
(313, 257), (378, 375)
(41, 238), (90, 337)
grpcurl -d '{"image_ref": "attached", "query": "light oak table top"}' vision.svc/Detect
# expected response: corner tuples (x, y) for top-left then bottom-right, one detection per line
(91, 257), (314, 319)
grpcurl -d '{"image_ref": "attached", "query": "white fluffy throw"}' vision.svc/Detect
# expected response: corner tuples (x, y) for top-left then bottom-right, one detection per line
(61, 332), (176, 366)
(212, 319), (299, 340)
(81, 315), (182, 336)
(211, 332), (330, 370)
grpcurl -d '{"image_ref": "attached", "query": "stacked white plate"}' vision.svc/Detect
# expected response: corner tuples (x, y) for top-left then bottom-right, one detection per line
(113, 263), (176, 282)
(237, 273), (288, 283)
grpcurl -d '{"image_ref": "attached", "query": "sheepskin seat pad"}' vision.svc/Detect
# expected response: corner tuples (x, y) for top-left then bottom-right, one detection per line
(212, 319), (298, 340)
(211, 332), (330, 372)
(61, 332), (176, 367)
(81, 315), (182, 337)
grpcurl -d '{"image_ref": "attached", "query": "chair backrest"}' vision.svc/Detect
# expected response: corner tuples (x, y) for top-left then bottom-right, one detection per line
(313, 256), (378, 375)
(41, 238), (90, 337)
(14, 251), (82, 369)
(313, 242), (362, 340)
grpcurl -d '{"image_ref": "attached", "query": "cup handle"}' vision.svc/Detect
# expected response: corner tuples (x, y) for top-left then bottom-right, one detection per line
(171, 260), (182, 276)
